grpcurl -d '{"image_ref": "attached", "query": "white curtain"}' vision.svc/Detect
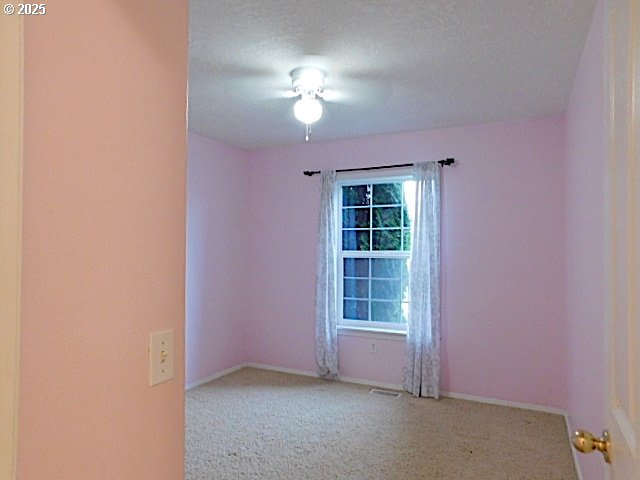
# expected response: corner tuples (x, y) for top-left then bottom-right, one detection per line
(403, 162), (442, 398)
(315, 170), (339, 378)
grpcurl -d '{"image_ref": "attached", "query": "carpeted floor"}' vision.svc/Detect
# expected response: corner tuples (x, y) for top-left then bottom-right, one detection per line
(186, 368), (578, 479)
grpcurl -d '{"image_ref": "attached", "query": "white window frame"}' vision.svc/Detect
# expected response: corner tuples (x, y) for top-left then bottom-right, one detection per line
(336, 171), (414, 333)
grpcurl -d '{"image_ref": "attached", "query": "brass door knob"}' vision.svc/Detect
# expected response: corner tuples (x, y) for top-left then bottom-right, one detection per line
(571, 430), (611, 463)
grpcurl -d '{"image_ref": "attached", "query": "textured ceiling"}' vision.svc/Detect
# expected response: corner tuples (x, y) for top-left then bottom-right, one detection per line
(189, 0), (597, 150)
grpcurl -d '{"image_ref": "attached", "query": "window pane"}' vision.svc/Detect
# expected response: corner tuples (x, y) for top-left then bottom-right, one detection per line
(340, 180), (413, 329)
(402, 284), (410, 302)
(344, 258), (369, 278)
(403, 207), (411, 228)
(403, 230), (411, 251)
(372, 229), (401, 250)
(371, 279), (401, 300)
(371, 301), (407, 323)
(371, 258), (405, 279)
(342, 208), (370, 228)
(343, 230), (370, 251)
(342, 185), (370, 206)
(372, 183), (402, 205)
(343, 300), (368, 320)
(343, 279), (369, 299)
(372, 207), (401, 228)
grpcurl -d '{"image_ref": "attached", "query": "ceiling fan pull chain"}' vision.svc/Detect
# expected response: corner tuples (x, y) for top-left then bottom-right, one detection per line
(305, 124), (311, 142)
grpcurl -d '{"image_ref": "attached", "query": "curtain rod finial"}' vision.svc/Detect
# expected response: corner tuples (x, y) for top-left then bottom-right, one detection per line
(438, 158), (455, 167)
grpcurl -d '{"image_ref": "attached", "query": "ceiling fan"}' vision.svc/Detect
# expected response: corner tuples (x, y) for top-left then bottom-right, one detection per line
(289, 66), (327, 142)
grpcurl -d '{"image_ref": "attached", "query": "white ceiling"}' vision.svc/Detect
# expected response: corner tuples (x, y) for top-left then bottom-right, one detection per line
(189, 0), (597, 150)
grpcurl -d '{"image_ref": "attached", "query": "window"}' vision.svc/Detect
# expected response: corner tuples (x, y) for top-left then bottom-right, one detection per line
(338, 176), (415, 332)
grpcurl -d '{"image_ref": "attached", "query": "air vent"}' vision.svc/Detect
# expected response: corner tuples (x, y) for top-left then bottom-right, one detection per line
(369, 389), (402, 398)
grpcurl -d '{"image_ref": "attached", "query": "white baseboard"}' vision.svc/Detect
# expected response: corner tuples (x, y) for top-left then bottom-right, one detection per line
(441, 390), (567, 416)
(245, 362), (404, 391)
(185, 363), (246, 390)
(339, 375), (403, 391)
(244, 362), (316, 379)
(189, 362), (405, 392)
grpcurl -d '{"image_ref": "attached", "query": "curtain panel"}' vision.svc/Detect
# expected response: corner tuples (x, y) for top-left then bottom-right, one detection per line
(403, 162), (442, 398)
(315, 170), (339, 378)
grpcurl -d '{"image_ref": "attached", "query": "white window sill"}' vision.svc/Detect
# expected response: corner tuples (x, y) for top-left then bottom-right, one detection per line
(337, 325), (406, 341)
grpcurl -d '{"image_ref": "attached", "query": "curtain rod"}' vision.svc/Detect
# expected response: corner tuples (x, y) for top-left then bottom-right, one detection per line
(302, 158), (455, 176)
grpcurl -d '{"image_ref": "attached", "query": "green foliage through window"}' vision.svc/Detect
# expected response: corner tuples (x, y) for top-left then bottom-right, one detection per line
(341, 182), (412, 252)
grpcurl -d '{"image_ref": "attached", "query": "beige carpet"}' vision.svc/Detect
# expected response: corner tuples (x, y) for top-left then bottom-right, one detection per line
(186, 368), (577, 479)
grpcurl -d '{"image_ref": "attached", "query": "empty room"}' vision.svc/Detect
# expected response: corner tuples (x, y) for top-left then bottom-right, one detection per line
(184, 0), (637, 479)
(3, 1), (638, 480)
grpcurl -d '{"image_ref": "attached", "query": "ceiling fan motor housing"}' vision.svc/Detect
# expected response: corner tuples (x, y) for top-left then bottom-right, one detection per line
(291, 67), (325, 97)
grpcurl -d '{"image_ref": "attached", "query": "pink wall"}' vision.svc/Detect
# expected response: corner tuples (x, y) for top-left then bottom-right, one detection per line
(337, 334), (405, 385)
(186, 133), (250, 386)
(564, 2), (606, 479)
(19, 2), (188, 479)
(244, 116), (567, 408)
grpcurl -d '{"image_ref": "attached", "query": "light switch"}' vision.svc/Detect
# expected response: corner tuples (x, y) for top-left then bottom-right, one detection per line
(149, 329), (174, 386)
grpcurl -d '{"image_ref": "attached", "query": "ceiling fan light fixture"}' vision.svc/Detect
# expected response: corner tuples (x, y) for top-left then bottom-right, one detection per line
(294, 96), (323, 125)
(289, 67), (327, 140)
(290, 67), (325, 94)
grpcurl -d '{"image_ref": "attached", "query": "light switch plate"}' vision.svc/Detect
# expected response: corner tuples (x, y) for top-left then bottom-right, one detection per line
(149, 329), (174, 386)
